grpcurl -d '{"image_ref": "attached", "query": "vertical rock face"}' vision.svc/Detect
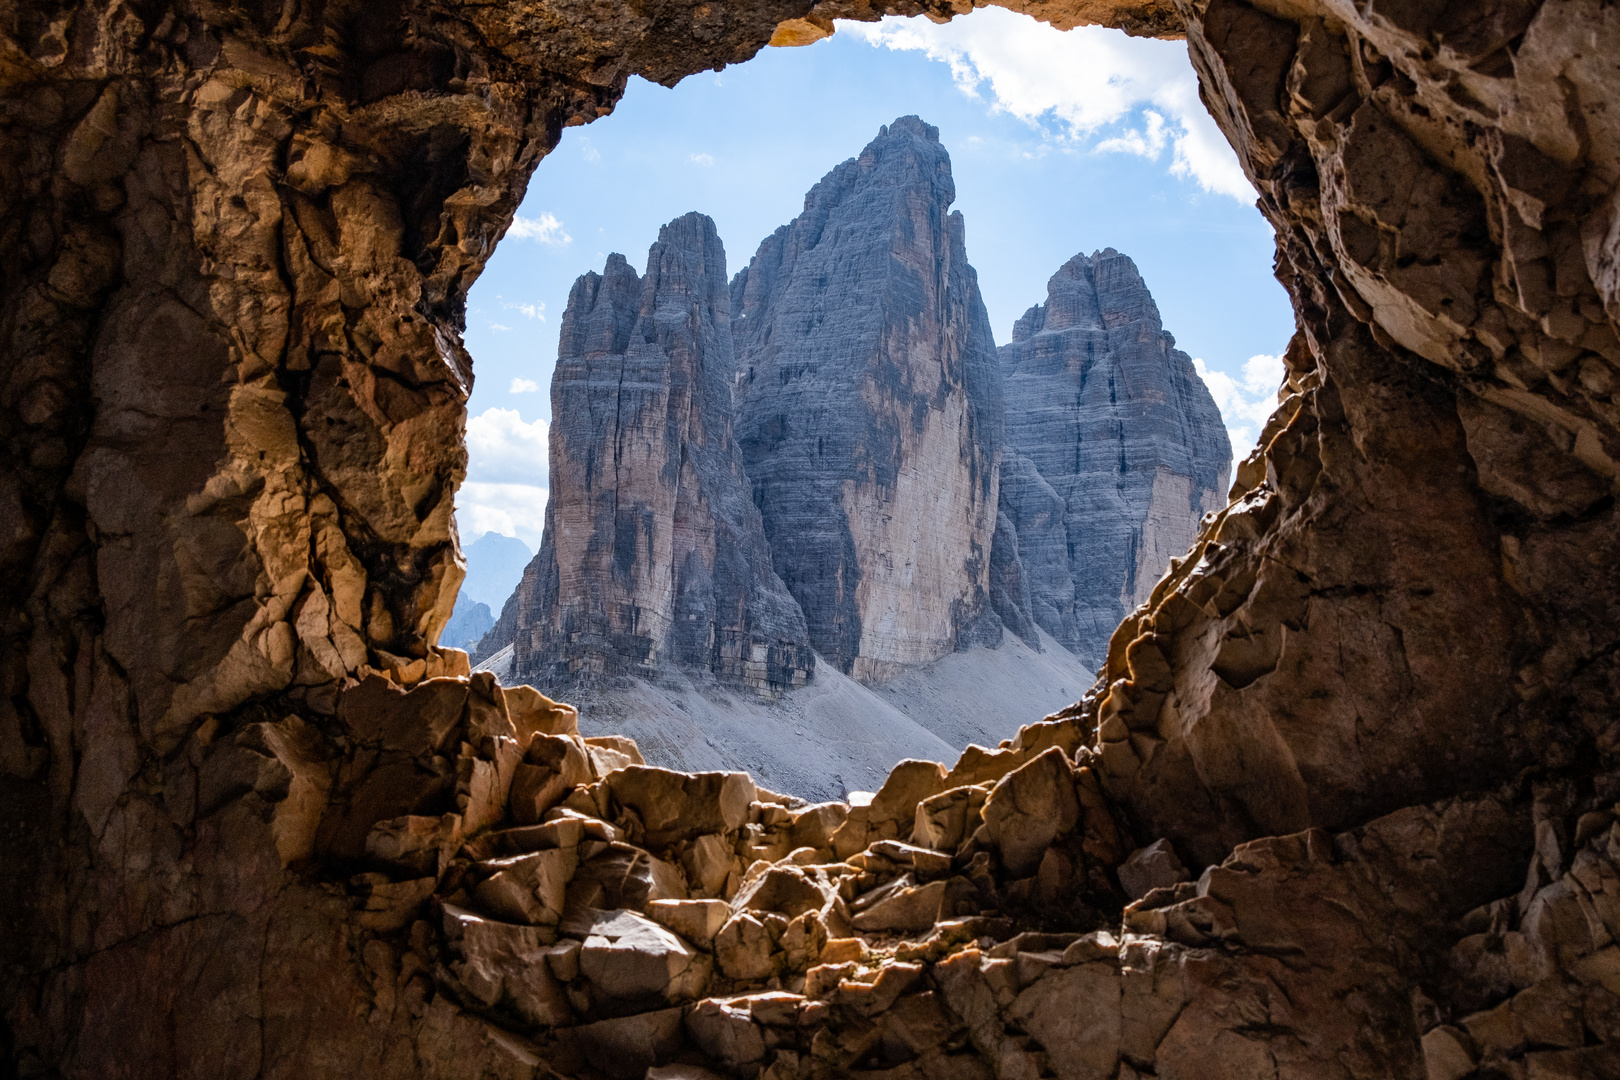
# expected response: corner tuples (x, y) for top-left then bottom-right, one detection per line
(514, 213), (813, 693)
(731, 116), (1004, 682)
(12, 1), (1620, 1078)
(997, 250), (1232, 665)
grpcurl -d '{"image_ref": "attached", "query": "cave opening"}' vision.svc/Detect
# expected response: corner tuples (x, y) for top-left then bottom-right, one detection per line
(446, 10), (1293, 802)
(5, 0), (1620, 1074)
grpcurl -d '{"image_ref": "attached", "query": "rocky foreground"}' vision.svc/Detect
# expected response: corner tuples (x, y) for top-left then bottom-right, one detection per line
(7, 0), (1620, 1074)
(216, 608), (1600, 1080)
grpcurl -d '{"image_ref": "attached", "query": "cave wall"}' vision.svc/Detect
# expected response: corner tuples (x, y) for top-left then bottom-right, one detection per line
(3, 0), (1620, 1074)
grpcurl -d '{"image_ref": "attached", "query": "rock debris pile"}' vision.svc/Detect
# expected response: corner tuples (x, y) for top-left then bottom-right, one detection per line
(7, 0), (1620, 1075)
(233, 652), (1620, 1080)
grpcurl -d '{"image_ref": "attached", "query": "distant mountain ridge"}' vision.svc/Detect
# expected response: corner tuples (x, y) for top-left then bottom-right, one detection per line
(730, 115), (1004, 682)
(998, 249), (1232, 667)
(465, 117), (1232, 793)
(458, 531), (531, 609)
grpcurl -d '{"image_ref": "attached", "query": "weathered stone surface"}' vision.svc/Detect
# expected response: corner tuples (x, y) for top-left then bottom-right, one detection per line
(996, 250), (1232, 667)
(578, 909), (707, 1001)
(648, 898), (732, 949)
(1117, 839), (1189, 901)
(443, 905), (574, 1027)
(12, 0), (1620, 1077)
(605, 766), (756, 848)
(513, 213), (814, 694)
(981, 747), (1080, 878)
(731, 116), (1005, 682)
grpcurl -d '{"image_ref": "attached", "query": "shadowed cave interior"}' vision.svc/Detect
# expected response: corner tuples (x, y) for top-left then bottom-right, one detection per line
(3, 0), (1620, 1076)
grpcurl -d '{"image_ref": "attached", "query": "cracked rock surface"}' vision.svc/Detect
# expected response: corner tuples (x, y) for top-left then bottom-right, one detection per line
(5, 0), (1620, 1076)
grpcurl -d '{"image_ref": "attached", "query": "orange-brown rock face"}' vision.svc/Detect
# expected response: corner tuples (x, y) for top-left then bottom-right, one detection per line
(5, 0), (1620, 1077)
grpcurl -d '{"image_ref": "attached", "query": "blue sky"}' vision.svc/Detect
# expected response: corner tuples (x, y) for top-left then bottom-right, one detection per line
(455, 10), (1296, 548)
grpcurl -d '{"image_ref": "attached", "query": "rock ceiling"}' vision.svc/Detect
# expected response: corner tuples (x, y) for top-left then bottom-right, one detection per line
(3, 0), (1620, 1075)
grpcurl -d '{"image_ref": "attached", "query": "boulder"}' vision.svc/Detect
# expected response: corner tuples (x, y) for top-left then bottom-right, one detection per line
(510, 734), (592, 824)
(570, 842), (687, 912)
(850, 878), (949, 933)
(502, 683), (580, 740)
(869, 760), (950, 839)
(715, 912), (777, 981)
(648, 899), (732, 950)
(339, 675), (467, 757)
(472, 846), (578, 925)
(981, 747), (1080, 878)
(442, 904), (574, 1027)
(732, 867), (828, 920)
(1118, 839), (1190, 901)
(685, 997), (767, 1073)
(914, 785), (992, 853)
(683, 833), (741, 898)
(364, 813), (459, 876)
(571, 1007), (685, 1080)
(605, 767), (756, 848)
(578, 910), (707, 1002)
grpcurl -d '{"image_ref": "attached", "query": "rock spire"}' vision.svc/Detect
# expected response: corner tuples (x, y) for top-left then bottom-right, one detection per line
(996, 249), (1232, 665)
(730, 116), (1004, 682)
(512, 213), (813, 693)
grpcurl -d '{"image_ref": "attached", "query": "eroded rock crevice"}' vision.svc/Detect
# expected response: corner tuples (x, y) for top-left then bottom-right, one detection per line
(5, 0), (1620, 1075)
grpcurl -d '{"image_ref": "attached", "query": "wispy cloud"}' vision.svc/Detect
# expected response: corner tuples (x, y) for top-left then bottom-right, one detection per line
(458, 407), (551, 548)
(689, 152), (715, 167)
(509, 377), (539, 394)
(1194, 353), (1286, 458)
(497, 297), (546, 321)
(489, 322), (511, 332)
(841, 10), (1253, 201)
(507, 211), (572, 245)
(578, 137), (602, 163)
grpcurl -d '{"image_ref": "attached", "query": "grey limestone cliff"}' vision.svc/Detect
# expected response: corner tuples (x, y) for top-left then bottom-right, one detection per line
(730, 116), (1004, 683)
(996, 249), (1232, 667)
(510, 213), (814, 693)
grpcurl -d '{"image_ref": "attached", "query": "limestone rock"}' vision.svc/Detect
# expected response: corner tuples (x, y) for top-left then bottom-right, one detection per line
(1118, 839), (1190, 901)
(14, 0), (1620, 1078)
(513, 213), (813, 693)
(472, 846), (578, 925)
(443, 904), (574, 1027)
(648, 899), (732, 949)
(578, 909), (708, 1002)
(605, 767), (756, 848)
(995, 250), (1232, 667)
(731, 116), (1004, 682)
(981, 748), (1081, 878)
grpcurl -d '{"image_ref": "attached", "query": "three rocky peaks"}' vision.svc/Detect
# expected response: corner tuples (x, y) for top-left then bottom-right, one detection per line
(487, 117), (1230, 692)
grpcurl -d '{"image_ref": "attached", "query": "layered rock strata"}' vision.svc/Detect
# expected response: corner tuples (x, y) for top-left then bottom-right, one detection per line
(997, 249), (1232, 666)
(512, 214), (813, 693)
(731, 116), (1004, 682)
(5, 0), (1620, 1078)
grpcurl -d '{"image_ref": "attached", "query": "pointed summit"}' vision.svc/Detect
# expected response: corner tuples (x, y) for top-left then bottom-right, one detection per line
(512, 212), (813, 692)
(730, 117), (1003, 682)
(998, 248), (1232, 664)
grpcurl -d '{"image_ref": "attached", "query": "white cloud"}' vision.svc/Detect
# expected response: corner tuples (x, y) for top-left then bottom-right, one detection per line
(579, 137), (602, 163)
(497, 296), (546, 321)
(489, 322), (512, 332)
(509, 377), (539, 393)
(466, 407), (549, 484)
(1194, 353), (1286, 458)
(507, 211), (572, 244)
(458, 407), (551, 549)
(457, 483), (549, 551)
(689, 152), (715, 166)
(841, 9), (1253, 200)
